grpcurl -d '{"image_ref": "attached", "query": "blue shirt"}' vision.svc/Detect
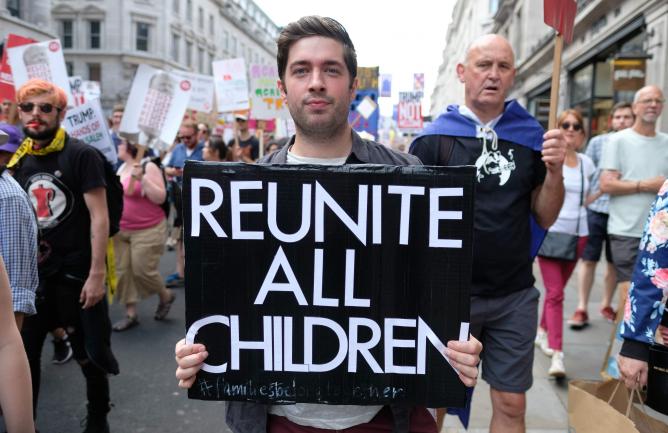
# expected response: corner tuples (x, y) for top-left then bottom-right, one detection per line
(0, 170), (38, 315)
(167, 142), (204, 169)
(585, 133), (610, 214)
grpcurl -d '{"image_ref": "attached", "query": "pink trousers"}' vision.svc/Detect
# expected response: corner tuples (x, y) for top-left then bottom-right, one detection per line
(538, 236), (588, 351)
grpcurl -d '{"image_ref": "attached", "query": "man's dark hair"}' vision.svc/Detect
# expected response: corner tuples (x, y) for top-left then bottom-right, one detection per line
(276, 16), (357, 87)
(611, 101), (632, 116)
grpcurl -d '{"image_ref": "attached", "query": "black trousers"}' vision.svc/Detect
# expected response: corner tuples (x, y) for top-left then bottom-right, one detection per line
(21, 272), (112, 419)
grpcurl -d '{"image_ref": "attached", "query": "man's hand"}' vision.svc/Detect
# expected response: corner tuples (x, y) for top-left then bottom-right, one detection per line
(541, 129), (567, 172)
(79, 271), (106, 309)
(617, 354), (648, 389)
(175, 338), (208, 389)
(641, 175), (666, 193)
(445, 335), (482, 387)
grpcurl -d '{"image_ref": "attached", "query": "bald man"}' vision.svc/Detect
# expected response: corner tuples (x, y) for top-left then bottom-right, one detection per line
(410, 34), (566, 432)
(599, 85), (668, 320)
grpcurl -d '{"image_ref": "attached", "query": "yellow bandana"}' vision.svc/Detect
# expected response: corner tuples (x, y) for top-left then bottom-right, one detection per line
(7, 127), (67, 169)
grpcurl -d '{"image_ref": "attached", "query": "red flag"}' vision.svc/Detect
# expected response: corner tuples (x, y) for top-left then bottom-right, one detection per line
(0, 34), (38, 102)
(544, 0), (577, 44)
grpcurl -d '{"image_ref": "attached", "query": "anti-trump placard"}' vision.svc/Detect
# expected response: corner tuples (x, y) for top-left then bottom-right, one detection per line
(63, 98), (118, 164)
(183, 162), (475, 407)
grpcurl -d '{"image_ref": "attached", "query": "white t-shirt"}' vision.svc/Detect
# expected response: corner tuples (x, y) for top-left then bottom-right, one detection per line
(548, 154), (595, 236)
(268, 147), (383, 429)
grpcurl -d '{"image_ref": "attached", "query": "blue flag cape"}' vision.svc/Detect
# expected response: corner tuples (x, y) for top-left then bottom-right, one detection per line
(415, 100), (546, 429)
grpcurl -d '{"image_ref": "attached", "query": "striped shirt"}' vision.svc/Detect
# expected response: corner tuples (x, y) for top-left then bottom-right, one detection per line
(585, 133), (610, 214)
(0, 170), (38, 315)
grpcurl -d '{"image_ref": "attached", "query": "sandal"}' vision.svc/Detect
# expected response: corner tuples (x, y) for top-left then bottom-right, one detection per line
(154, 292), (176, 321)
(113, 315), (139, 332)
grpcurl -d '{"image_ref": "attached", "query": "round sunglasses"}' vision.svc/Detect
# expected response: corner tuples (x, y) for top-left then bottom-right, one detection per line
(18, 102), (62, 114)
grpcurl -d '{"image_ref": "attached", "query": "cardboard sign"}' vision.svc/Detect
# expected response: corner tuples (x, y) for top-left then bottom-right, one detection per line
(212, 58), (249, 113)
(183, 162), (475, 407)
(173, 71), (215, 113)
(414, 73), (425, 92)
(398, 92), (423, 130)
(82, 80), (101, 102)
(120, 64), (193, 150)
(63, 98), (118, 164)
(0, 34), (37, 102)
(544, 0), (577, 44)
(349, 89), (379, 139)
(249, 64), (290, 120)
(357, 67), (379, 91)
(612, 59), (646, 92)
(69, 76), (85, 106)
(380, 74), (392, 98)
(7, 39), (75, 107)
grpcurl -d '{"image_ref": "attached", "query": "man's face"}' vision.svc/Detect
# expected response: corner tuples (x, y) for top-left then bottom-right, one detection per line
(235, 118), (249, 133)
(610, 107), (634, 131)
(112, 110), (123, 129)
(178, 125), (198, 149)
(197, 126), (209, 142)
(1, 100), (11, 116)
(278, 36), (356, 139)
(18, 93), (65, 141)
(456, 37), (516, 113)
(633, 87), (665, 125)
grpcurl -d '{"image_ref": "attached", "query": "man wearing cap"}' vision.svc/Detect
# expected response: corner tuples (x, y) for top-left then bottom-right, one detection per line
(0, 123), (38, 330)
(228, 114), (259, 162)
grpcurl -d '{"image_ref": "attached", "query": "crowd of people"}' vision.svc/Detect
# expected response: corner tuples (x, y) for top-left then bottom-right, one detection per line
(0, 13), (666, 433)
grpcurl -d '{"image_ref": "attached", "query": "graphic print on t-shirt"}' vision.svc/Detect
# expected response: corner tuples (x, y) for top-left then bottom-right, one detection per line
(26, 172), (74, 229)
(475, 146), (516, 186)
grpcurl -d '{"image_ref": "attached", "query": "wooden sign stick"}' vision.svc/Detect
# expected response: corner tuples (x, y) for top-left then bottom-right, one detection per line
(548, 33), (564, 130)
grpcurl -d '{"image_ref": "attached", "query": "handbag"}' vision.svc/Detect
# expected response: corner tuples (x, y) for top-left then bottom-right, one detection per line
(647, 343), (668, 415)
(569, 379), (668, 433)
(537, 158), (584, 261)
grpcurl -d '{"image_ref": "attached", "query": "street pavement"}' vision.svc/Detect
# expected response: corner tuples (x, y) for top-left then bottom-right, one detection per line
(21, 251), (668, 432)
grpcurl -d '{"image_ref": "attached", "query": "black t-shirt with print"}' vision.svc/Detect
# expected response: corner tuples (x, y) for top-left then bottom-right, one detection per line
(13, 136), (106, 278)
(412, 135), (546, 297)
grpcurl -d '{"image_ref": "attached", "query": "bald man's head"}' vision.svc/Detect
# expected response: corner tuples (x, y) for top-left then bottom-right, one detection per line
(632, 85), (664, 126)
(456, 34), (516, 122)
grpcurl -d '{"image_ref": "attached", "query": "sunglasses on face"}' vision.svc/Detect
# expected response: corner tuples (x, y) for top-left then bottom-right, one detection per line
(178, 135), (194, 141)
(18, 102), (62, 114)
(560, 122), (582, 131)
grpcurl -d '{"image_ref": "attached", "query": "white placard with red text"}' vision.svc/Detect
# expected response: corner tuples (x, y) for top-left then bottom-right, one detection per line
(7, 39), (75, 107)
(172, 71), (215, 113)
(398, 91), (423, 130)
(120, 64), (193, 150)
(212, 58), (249, 113)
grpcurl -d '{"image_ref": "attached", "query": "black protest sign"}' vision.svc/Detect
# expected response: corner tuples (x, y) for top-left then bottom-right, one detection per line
(183, 162), (475, 407)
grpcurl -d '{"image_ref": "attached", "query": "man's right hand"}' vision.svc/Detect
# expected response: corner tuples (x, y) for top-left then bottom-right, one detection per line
(175, 338), (208, 389)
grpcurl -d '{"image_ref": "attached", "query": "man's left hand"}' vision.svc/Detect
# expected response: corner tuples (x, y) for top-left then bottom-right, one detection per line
(80, 272), (106, 309)
(445, 335), (482, 387)
(542, 129), (566, 172)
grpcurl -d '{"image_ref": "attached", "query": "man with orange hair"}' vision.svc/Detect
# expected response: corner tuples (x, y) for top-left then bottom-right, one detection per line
(10, 79), (118, 433)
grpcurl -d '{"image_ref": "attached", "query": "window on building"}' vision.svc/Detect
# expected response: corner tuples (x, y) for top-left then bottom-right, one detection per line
(208, 52), (213, 75)
(186, 0), (192, 22)
(171, 33), (180, 62)
(62, 20), (74, 49)
(173, 0), (179, 14)
(198, 7), (204, 28)
(66, 62), (74, 77)
(186, 41), (193, 68)
(240, 42), (245, 60)
(223, 31), (229, 51)
(231, 36), (237, 56)
(136, 22), (150, 52)
(88, 63), (101, 82)
(209, 14), (214, 35)
(89, 21), (101, 49)
(198, 47), (204, 73)
(7, 0), (20, 18)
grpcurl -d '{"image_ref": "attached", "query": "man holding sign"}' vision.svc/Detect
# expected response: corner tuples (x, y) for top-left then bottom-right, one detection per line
(176, 16), (481, 433)
(410, 34), (567, 432)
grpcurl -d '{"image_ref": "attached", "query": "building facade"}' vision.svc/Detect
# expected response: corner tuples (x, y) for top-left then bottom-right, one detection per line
(497, 0), (668, 133)
(429, 0), (494, 116)
(47, 0), (279, 110)
(1, 0), (57, 42)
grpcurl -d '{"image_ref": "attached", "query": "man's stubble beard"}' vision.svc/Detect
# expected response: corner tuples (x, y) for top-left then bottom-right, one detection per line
(23, 121), (61, 141)
(285, 89), (351, 141)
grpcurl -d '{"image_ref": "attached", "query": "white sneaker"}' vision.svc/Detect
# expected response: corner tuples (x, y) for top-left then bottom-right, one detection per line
(548, 351), (566, 378)
(534, 329), (554, 357)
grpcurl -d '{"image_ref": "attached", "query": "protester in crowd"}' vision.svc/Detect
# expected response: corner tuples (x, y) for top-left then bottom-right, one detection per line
(600, 85), (668, 323)
(0, 124), (38, 330)
(618, 178), (668, 389)
(409, 34), (566, 432)
(265, 136), (289, 155)
(164, 121), (204, 288)
(197, 123), (210, 148)
(0, 254), (36, 433)
(112, 138), (175, 332)
(228, 114), (259, 162)
(202, 135), (231, 162)
(109, 105), (124, 154)
(175, 16), (483, 433)
(570, 102), (634, 328)
(0, 100), (20, 125)
(0, 123), (73, 364)
(10, 79), (118, 433)
(535, 109), (595, 378)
